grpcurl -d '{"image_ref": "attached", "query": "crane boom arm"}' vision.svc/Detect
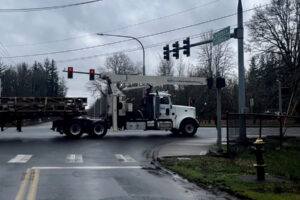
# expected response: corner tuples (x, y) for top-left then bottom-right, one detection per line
(100, 72), (206, 86)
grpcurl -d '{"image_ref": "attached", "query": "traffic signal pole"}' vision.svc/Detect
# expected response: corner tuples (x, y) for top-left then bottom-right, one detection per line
(217, 87), (222, 151)
(237, 0), (246, 140)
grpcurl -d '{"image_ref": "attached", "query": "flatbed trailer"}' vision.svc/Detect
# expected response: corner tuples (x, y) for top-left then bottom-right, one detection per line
(0, 97), (87, 131)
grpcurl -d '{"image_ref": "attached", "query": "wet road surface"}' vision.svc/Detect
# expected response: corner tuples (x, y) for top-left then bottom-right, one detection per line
(0, 123), (231, 200)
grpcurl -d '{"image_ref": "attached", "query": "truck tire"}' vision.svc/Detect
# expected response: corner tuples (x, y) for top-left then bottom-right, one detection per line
(64, 121), (83, 138)
(180, 119), (198, 136)
(88, 122), (107, 138)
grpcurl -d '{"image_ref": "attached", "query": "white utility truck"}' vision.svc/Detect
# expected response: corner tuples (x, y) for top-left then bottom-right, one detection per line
(52, 72), (207, 138)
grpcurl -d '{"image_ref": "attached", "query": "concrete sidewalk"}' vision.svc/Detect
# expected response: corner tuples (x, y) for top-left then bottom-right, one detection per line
(155, 138), (218, 160)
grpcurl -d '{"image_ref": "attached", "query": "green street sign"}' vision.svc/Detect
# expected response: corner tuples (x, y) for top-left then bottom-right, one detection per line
(213, 26), (231, 46)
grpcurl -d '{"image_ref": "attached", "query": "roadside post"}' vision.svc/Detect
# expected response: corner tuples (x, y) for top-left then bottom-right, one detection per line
(278, 80), (283, 114)
(213, 27), (230, 152)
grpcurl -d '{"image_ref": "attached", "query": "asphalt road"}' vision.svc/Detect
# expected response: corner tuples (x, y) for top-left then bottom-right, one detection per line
(0, 123), (230, 200)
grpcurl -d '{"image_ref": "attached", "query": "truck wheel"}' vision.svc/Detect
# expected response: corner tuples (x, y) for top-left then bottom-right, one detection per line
(64, 121), (83, 138)
(88, 122), (107, 138)
(180, 120), (198, 136)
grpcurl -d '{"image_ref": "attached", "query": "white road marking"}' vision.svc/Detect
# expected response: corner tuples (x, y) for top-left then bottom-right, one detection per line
(31, 166), (142, 170)
(8, 154), (32, 163)
(66, 154), (83, 163)
(115, 154), (136, 162)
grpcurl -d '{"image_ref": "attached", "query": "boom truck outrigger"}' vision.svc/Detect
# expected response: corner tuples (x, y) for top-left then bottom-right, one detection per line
(52, 71), (207, 138)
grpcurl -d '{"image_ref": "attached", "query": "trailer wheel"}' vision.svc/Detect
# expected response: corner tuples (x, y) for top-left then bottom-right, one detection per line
(180, 119), (198, 136)
(88, 122), (107, 138)
(64, 121), (83, 138)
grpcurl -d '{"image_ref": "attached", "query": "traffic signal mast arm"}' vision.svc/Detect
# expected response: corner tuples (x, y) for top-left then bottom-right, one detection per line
(190, 33), (235, 47)
(164, 33), (235, 60)
(100, 72), (207, 86)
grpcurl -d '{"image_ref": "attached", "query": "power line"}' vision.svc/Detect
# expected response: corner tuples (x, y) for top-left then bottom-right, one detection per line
(0, 0), (103, 13)
(2, 5), (262, 59)
(102, 0), (221, 34)
(4, 0), (220, 47)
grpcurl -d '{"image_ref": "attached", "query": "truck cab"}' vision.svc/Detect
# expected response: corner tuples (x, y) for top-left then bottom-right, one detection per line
(152, 92), (199, 136)
(124, 91), (199, 136)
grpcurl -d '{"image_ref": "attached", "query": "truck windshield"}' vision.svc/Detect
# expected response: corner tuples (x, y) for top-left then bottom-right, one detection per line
(160, 97), (169, 105)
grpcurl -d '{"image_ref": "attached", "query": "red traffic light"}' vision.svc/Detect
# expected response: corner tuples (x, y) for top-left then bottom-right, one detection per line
(67, 67), (73, 79)
(89, 69), (95, 80)
(190, 99), (195, 104)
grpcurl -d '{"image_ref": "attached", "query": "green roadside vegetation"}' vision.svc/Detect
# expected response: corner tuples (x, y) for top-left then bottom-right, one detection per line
(161, 138), (300, 200)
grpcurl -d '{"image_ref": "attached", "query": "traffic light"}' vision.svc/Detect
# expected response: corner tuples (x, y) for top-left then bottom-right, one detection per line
(67, 67), (73, 79)
(163, 45), (170, 61)
(216, 77), (226, 88)
(172, 41), (179, 59)
(183, 37), (190, 57)
(89, 69), (95, 80)
(207, 77), (213, 89)
(190, 99), (195, 104)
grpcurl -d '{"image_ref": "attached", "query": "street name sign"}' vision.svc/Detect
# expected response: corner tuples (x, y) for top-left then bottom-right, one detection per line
(213, 26), (231, 46)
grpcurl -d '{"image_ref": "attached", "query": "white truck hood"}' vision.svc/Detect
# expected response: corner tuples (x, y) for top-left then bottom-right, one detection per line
(172, 105), (196, 118)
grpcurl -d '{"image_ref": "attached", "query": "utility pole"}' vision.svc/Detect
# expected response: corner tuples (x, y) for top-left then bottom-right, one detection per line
(237, 0), (246, 140)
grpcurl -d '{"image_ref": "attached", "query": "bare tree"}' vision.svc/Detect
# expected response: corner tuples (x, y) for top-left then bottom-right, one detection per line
(196, 31), (234, 78)
(247, 0), (300, 115)
(157, 56), (174, 76)
(176, 57), (186, 77)
(0, 61), (5, 75)
(87, 53), (141, 97)
(105, 52), (140, 75)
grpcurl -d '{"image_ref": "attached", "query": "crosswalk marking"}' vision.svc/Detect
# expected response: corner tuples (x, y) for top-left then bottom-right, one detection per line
(8, 154), (32, 163)
(7, 154), (137, 164)
(32, 166), (141, 170)
(115, 154), (136, 163)
(66, 154), (83, 163)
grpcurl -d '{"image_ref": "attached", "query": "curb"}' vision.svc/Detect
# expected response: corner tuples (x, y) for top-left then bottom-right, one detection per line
(148, 142), (239, 200)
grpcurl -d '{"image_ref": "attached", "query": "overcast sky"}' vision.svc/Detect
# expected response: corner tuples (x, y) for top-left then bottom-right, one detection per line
(0, 0), (270, 106)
